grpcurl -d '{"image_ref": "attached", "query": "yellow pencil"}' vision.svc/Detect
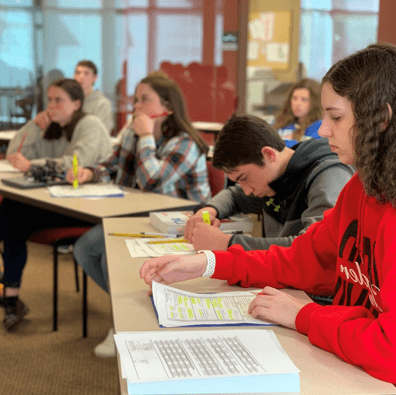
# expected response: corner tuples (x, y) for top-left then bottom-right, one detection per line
(147, 239), (188, 244)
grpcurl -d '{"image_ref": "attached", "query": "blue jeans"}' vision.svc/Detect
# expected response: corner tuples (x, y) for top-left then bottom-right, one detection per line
(73, 224), (109, 293)
(0, 199), (91, 289)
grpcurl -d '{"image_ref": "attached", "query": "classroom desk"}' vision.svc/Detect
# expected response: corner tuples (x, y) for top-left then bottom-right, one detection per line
(103, 217), (395, 395)
(0, 172), (197, 223)
(192, 121), (224, 134)
(0, 130), (17, 142)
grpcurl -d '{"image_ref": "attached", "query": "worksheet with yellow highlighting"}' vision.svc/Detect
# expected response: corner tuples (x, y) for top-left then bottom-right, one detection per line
(151, 281), (274, 327)
(125, 238), (195, 258)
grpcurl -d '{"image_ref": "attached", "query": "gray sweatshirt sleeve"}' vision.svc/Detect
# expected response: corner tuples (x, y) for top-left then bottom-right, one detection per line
(228, 163), (355, 251)
(6, 121), (42, 158)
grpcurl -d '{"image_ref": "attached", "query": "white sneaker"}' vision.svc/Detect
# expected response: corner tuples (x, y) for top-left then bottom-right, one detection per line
(94, 328), (116, 358)
(57, 245), (74, 254)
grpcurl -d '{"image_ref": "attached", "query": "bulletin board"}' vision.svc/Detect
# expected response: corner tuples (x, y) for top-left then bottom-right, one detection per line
(248, 11), (292, 70)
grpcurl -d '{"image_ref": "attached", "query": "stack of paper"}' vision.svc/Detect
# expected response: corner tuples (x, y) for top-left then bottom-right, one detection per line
(115, 329), (300, 394)
(47, 184), (125, 198)
(151, 281), (274, 327)
(150, 211), (253, 236)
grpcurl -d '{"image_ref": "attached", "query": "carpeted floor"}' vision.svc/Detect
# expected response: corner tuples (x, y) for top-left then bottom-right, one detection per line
(0, 241), (119, 395)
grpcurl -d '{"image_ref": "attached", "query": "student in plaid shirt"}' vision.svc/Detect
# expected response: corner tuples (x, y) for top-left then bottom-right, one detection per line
(67, 71), (211, 357)
(68, 71), (210, 201)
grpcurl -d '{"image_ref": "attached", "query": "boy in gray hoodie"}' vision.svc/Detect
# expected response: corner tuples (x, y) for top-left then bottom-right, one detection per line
(185, 115), (354, 252)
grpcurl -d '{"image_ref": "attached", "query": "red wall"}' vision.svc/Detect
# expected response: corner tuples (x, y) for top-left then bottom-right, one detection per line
(378, 0), (396, 45)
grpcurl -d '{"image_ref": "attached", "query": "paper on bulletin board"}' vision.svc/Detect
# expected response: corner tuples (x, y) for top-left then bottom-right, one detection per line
(266, 42), (289, 63)
(248, 41), (260, 60)
(249, 12), (275, 41)
(248, 11), (291, 70)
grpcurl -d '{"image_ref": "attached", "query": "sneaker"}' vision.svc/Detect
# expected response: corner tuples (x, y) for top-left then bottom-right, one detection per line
(94, 328), (116, 358)
(57, 245), (74, 254)
(3, 297), (30, 330)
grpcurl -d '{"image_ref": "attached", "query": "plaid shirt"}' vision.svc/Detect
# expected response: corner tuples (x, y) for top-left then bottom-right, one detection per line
(92, 129), (211, 203)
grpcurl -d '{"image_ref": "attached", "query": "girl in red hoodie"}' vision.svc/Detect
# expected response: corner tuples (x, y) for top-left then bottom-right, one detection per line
(140, 44), (396, 383)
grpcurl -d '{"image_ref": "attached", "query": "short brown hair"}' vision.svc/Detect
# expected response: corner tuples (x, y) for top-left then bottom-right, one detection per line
(76, 60), (98, 75)
(212, 115), (286, 172)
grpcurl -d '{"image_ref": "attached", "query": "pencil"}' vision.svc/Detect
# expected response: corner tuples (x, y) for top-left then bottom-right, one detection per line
(151, 111), (170, 119)
(140, 232), (178, 237)
(108, 233), (165, 238)
(131, 111), (170, 123)
(17, 133), (28, 153)
(147, 238), (188, 244)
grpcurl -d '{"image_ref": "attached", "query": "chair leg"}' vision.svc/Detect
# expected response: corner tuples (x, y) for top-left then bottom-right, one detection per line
(82, 270), (88, 338)
(53, 246), (58, 332)
(74, 258), (80, 293)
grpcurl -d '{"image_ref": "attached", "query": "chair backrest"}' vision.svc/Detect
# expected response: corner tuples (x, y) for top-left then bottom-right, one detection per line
(206, 160), (226, 197)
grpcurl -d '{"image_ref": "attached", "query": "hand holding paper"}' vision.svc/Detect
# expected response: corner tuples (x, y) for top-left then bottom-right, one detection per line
(248, 286), (309, 330)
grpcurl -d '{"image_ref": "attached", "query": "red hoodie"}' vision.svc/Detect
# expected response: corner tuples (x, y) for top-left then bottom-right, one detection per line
(212, 173), (396, 383)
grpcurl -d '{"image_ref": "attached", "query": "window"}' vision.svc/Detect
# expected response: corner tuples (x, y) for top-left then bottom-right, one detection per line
(0, 0), (236, 129)
(300, 0), (379, 81)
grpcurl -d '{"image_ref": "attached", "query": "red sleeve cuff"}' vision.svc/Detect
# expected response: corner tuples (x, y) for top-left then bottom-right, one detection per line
(212, 250), (235, 280)
(295, 302), (322, 335)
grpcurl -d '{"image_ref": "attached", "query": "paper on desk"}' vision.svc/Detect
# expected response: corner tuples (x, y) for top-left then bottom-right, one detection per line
(0, 159), (19, 172)
(125, 238), (195, 258)
(114, 329), (300, 391)
(151, 281), (273, 327)
(47, 184), (125, 198)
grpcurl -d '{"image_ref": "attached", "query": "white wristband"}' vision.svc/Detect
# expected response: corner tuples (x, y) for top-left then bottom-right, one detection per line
(198, 250), (216, 277)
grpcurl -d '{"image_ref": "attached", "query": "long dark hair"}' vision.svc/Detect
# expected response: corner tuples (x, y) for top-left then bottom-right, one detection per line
(43, 78), (85, 141)
(273, 78), (322, 141)
(139, 72), (208, 155)
(323, 44), (396, 205)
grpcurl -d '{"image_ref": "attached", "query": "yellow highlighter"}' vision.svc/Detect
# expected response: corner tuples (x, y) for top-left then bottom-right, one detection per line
(202, 210), (211, 225)
(73, 153), (79, 189)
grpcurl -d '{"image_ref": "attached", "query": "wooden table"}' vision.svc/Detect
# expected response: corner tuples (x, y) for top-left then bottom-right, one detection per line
(0, 172), (197, 223)
(103, 217), (396, 395)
